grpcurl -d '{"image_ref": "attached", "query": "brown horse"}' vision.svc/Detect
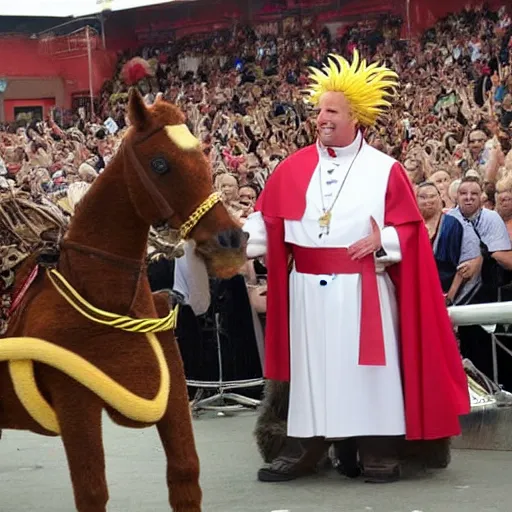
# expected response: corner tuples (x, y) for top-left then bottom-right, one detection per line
(0, 89), (247, 511)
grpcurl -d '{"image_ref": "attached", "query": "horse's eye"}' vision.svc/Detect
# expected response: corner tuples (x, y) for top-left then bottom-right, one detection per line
(151, 157), (169, 175)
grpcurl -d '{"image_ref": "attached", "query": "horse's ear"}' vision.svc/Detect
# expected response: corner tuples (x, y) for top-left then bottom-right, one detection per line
(128, 88), (150, 130)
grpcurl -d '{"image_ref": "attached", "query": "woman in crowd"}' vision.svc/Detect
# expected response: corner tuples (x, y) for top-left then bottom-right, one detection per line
(416, 181), (465, 303)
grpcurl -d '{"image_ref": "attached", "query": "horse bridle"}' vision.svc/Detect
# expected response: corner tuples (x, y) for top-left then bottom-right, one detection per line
(123, 125), (221, 240)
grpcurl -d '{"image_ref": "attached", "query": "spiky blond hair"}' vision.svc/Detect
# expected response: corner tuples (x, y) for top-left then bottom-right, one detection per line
(306, 50), (399, 127)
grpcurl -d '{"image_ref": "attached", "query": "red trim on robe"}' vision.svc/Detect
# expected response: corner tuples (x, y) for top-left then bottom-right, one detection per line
(255, 144), (319, 220)
(254, 144), (319, 383)
(255, 147), (470, 440)
(384, 162), (470, 439)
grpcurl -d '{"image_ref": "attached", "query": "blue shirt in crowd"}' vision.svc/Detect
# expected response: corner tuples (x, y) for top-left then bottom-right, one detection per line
(447, 207), (511, 303)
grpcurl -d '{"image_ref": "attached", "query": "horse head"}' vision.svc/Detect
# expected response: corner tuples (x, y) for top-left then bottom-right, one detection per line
(122, 88), (247, 279)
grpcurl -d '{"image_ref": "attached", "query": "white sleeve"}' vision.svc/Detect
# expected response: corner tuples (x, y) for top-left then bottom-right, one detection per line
(242, 211), (267, 258)
(375, 226), (402, 264)
(173, 240), (211, 316)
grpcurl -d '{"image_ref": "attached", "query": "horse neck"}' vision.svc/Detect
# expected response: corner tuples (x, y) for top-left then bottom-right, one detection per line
(66, 158), (148, 260)
(58, 157), (153, 316)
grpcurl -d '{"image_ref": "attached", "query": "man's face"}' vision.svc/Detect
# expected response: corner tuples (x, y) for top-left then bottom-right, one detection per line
(218, 174), (238, 202)
(239, 186), (257, 205)
(370, 136), (384, 151)
(404, 158), (422, 184)
(468, 131), (486, 155)
(239, 186), (256, 217)
(430, 171), (451, 195)
(497, 191), (512, 218)
(316, 91), (357, 147)
(457, 181), (482, 217)
(486, 118), (499, 135)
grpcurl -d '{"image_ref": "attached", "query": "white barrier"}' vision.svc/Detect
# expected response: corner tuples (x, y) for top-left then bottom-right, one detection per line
(449, 300), (512, 386)
(448, 301), (512, 327)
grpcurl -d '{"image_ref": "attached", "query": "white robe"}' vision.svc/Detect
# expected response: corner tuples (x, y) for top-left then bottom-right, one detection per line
(244, 133), (406, 439)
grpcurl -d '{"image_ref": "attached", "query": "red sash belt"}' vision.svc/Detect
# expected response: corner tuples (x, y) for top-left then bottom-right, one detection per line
(291, 245), (386, 366)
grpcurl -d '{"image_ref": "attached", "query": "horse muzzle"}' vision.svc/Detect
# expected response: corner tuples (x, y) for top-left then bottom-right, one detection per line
(216, 228), (249, 251)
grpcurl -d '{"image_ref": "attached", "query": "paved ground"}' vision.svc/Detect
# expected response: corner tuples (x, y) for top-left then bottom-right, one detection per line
(0, 411), (510, 512)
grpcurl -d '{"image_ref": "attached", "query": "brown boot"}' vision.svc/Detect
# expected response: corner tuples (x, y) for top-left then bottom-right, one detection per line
(359, 436), (402, 483)
(257, 436), (328, 482)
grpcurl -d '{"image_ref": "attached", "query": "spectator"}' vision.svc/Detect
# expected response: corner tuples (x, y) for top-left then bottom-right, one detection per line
(449, 176), (512, 388)
(416, 182), (465, 301)
(496, 174), (512, 238)
(449, 176), (511, 303)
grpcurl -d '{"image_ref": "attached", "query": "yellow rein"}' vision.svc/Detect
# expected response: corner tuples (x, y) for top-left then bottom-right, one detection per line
(47, 269), (179, 333)
(1, 190), (221, 433)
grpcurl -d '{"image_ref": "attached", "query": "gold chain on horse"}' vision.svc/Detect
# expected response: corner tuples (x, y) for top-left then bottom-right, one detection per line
(179, 192), (221, 240)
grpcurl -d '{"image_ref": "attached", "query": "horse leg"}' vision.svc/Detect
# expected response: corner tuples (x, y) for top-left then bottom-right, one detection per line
(50, 375), (108, 512)
(157, 334), (202, 512)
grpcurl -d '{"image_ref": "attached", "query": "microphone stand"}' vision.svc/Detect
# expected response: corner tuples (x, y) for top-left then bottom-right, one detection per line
(188, 277), (263, 416)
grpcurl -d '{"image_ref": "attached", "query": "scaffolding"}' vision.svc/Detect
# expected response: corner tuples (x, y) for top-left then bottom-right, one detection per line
(38, 25), (102, 118)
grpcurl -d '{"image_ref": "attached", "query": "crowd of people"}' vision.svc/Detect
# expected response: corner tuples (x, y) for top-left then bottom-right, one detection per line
(2, 4), (512, 387)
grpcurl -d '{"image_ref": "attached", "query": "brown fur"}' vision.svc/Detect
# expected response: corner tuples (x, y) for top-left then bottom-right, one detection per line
(0, 89), (246, 511)
(254, 380), (290, 463)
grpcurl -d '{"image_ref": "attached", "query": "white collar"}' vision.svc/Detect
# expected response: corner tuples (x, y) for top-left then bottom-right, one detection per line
(317, 131), (363, 161)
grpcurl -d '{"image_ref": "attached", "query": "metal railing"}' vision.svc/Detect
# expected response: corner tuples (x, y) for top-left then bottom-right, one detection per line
(449, 298), (512, 451)
(449, 300), (512, 385)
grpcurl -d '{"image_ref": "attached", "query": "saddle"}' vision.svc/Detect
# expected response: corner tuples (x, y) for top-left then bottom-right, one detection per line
(0, 234), (62, 336)
(0, 187), (69, 335)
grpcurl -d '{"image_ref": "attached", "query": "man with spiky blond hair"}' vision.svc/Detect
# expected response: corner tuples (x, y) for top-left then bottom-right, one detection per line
(243, 51), (470, 483)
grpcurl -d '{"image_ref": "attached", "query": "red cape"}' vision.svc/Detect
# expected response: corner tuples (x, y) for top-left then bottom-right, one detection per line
(255, 144), (470, 440)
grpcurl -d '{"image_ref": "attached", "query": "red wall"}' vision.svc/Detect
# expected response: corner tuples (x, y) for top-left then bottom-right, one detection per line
(317, 0), (394, 23)
(0, 37), (117, 109)
(407, 0), (508, 35)
(3, 98), (56, 122)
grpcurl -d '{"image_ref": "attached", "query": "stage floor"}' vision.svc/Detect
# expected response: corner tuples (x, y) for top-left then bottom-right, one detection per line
(0, 411), (509, 512)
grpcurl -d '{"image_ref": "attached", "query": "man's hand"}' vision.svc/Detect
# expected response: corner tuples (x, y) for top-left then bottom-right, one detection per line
(347, 217), (382, 260)
(457, 256), (483, 280)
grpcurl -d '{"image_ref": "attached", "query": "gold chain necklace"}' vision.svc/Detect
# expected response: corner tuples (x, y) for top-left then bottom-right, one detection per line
(318, 137), (364, 236)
